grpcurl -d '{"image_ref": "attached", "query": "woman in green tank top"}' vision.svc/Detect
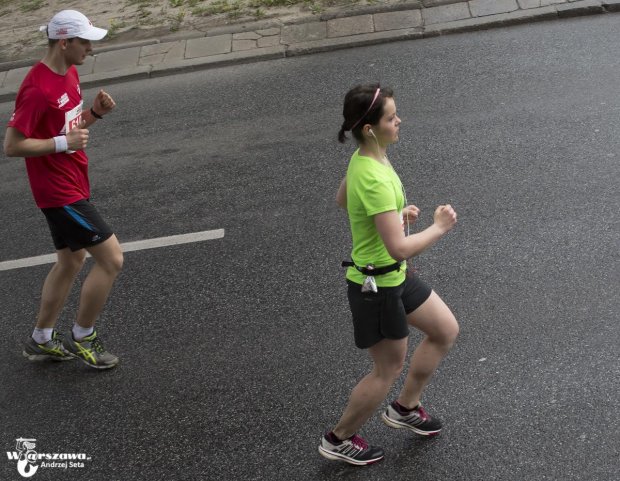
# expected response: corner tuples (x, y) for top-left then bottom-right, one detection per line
(319, 84), (460, 466)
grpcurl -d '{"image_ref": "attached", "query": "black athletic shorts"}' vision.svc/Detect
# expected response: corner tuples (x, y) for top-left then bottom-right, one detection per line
(41, 199), (113, 251)
(347, 272), (433, 349)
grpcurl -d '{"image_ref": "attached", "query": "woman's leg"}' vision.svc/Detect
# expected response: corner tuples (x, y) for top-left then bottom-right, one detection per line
(397, 291), (459, 409)
(332, 337), (408, 440)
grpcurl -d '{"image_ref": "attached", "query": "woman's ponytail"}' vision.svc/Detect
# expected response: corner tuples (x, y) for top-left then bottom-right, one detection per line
(338, 123), (348, 143)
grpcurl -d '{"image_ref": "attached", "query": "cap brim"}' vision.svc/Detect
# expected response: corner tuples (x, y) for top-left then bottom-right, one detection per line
(79, 26), (107, 41)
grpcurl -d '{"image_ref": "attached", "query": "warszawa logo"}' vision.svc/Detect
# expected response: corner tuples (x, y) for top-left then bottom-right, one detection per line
(6, 438), (92, 478)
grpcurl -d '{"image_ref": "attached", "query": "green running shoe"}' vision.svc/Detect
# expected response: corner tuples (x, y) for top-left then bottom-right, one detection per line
(62, 331), (119, 369)
(23, 330), (75, 362)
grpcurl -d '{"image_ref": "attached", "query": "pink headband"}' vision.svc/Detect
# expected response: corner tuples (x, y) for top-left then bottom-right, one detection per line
(350, 88), (381, 131)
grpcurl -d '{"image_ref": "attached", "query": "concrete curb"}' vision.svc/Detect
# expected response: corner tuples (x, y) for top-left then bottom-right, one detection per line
(73, 66), (152, 90)
(149, 46), (286, 78)
(286, 28), (425, 56)
(0, 1), (618, 104)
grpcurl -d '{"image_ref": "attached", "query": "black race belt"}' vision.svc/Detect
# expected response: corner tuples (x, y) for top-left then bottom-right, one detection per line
(341, 260), (403, 276)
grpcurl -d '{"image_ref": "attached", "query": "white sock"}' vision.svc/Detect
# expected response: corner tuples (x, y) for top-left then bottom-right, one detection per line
(32, 328), (53, 344)
(72, 324), (94, 341)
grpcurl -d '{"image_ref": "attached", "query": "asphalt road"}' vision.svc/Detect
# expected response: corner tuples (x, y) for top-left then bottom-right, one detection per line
(1, 14), (619, 481)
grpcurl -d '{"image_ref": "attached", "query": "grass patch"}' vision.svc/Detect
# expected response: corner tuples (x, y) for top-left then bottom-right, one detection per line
(23, 28), (45, 46)
(138, 16), (162, 26)
(305, 0), (323, 14)
(134, 4), (165, 26)
(187, 0), (343, 20)
(248, 0), (298, 7)
(169, 0), (184, 6)
(107, 18), (127, 38)
(227, 5), (243, 18)
(192, 0), (243, 17)
(168, 9), (186, 31)
(125, 0), (156, 5)
(137, 5), (152, 18)
(20, 0), (46, 13)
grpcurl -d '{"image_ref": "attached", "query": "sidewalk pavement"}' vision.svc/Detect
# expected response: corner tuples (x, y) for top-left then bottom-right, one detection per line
(1, 0), (618, 102)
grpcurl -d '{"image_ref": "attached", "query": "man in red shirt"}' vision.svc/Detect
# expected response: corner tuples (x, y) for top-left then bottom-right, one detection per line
(4, 10), (123, 369)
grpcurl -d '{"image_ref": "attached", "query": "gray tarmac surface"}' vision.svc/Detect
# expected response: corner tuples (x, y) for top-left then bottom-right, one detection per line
(1, 14), (618, 481)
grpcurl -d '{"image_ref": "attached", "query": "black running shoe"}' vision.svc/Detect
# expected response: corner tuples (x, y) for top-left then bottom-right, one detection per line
(382, 401), (442, 436)
(318, 433), (384, 466)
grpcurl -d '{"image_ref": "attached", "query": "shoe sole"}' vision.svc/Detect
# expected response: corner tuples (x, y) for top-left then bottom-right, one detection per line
(381, 412), (441, 436)
(22, 351), (75, 362)
(64, 352), (119, 370)
(318, 446), (383, 466)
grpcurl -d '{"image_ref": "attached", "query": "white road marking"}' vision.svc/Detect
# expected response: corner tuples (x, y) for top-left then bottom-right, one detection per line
(0, 228), (225, 272)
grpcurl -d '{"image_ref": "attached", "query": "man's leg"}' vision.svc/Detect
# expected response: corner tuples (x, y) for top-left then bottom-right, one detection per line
(62, 235), (123, 369)
(36, 248), (86, 329)
(23, 248), (85, 361)
(75, 234), (123, 329)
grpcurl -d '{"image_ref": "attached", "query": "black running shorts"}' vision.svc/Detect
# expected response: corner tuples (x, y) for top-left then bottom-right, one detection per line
(347, 272), (433, 349)
(41, 199), (113, 251)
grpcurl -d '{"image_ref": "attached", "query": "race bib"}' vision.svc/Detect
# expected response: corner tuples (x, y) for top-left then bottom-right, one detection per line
(64, 101), (83, 154)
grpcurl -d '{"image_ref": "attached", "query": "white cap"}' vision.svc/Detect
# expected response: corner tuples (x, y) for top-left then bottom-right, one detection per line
(39, 10), (107, 41)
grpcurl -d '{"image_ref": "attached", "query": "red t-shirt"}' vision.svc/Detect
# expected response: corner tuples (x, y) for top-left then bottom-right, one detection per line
(8, 62), (90, 208)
